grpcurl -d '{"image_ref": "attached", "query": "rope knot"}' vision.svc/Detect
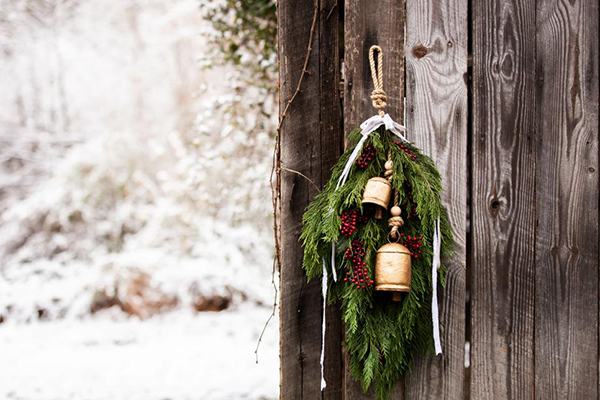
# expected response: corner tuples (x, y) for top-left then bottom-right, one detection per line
(370, 89), (387, 113)
(384, 165), (393, 180)
(388, 216), (404, 239)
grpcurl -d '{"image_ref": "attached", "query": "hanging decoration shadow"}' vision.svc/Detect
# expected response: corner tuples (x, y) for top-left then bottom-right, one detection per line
(300, 45), (454, 399)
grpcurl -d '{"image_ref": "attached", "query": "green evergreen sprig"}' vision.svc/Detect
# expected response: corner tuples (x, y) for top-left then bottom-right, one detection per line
(300, 127), (454, 399)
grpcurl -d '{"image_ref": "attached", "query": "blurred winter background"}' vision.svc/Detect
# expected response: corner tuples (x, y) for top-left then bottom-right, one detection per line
(0, 0), (278, 399)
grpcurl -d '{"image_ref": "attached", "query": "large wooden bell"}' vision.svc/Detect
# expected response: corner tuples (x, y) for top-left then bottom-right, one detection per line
(362, 160), (393, 219)
(375, 205), (411, 301)
(375, 243), (411, 301)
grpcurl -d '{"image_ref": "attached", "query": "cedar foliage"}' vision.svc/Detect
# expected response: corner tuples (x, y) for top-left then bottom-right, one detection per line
(300, 127), (453, 399)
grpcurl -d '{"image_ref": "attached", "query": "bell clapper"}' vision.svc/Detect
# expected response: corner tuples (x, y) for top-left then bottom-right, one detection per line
(392, 292), (402, 302)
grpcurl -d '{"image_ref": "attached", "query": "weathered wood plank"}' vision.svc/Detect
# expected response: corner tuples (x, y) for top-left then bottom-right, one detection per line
(470, 0), (537, 398)
(279, 0), (339, 398)
(319, 0), (344, 398)
(403, 0), (468, 398)
(343, 1), (405, 398)
(344, 0), (406, 132)
(534, 0), (599, 398)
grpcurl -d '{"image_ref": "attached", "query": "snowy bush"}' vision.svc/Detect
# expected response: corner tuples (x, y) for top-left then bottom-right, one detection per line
(0, 0), (276, 322)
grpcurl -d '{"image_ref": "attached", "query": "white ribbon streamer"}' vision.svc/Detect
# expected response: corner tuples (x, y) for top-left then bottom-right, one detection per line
(336, 113), (408, 189)
(320, 259), (328, 390)
(331, 242), (337, 282)
(431, 216), (442, 355)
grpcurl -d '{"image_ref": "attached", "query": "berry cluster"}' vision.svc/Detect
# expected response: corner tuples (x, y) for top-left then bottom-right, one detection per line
(355, 144), (376, 168)
(393, 140), (418, 161)
(339, 210), (368, 237)
(340, 210), (358, 237)
(343, 239), (374, 289)
(399, 233), (423, 259)
(405, 186), (418, 219)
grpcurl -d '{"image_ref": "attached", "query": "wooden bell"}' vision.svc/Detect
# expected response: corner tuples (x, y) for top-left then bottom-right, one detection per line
(362, 160), (394, 219)
(362, 177), (391, 218)
(375, 206), (411, 301)
(375, 243), (411, 301)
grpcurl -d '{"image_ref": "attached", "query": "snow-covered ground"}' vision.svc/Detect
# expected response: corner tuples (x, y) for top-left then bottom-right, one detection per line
(0, 307), (279, 400)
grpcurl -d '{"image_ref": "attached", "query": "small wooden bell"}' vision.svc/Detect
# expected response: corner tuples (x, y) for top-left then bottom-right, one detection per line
(375, 206), (411, 301)
(362, 177), (391, 218)
(362, 160), (393, 219)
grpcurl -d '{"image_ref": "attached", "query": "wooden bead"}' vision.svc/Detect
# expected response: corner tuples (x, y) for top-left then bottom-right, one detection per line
(391, 206), (401, 217)
(384, 160), (393, 170)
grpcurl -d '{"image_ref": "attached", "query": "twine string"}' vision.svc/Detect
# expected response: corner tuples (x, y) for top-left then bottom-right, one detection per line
(384, 152), (403, 240)
(368, 45), (387, 116)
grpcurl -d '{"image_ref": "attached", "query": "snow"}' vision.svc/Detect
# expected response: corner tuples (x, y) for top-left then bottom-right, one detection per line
(0, 0), (279, 399)
(0, 307), (279, 400)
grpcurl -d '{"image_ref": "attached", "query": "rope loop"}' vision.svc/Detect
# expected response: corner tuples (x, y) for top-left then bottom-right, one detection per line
(368, 45), (387, 116)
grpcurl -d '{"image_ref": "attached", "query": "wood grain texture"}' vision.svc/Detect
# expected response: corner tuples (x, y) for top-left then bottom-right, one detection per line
(279, 0), (344, 398)
(343, 1), (405, 398)
(279, 1), (322, 398)
(471, 0), (537, 399)
(319, 0), (344, 398)
(403, 0), (468, 398)
(534, 0), (599, 398)
(344, 0), (405, 132)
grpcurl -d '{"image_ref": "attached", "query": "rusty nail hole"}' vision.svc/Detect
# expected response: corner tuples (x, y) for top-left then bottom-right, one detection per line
(447, 41), (453, 48)
(412, 45), (428, 59)
(490, 200), (500, 210)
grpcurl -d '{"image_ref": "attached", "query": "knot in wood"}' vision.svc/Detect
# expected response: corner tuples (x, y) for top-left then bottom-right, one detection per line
(412, 45), (428, 59)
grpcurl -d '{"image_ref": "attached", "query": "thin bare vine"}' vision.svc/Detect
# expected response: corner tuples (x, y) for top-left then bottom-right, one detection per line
(281, 166), (321, 193)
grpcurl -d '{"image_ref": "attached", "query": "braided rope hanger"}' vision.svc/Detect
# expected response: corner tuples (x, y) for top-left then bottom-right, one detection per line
(368, 45), (387, 117)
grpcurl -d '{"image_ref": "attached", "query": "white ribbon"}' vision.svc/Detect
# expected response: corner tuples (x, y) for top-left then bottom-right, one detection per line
(330, 241), (337, 282)
(322, 114), (410, 381)
(320, 259), (328, 390)
(431, 216), (442, 355)
(336, 113), (408, 189)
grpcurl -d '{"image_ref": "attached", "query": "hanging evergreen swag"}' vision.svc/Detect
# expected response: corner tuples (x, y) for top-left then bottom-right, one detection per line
(300, 46), (454, 399)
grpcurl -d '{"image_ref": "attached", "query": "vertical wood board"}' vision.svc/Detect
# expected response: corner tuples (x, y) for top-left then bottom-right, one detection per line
(319, 0), (344, 397)
(343, 0), (406, 398)
(471, 0), (537, 398)
(534, 0), (599, 398)
(404, 0), (468, 398)
(279, 0), (344, 398)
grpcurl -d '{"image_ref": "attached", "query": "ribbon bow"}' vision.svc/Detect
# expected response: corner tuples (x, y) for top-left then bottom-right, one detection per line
(336, 113), (408, 189)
